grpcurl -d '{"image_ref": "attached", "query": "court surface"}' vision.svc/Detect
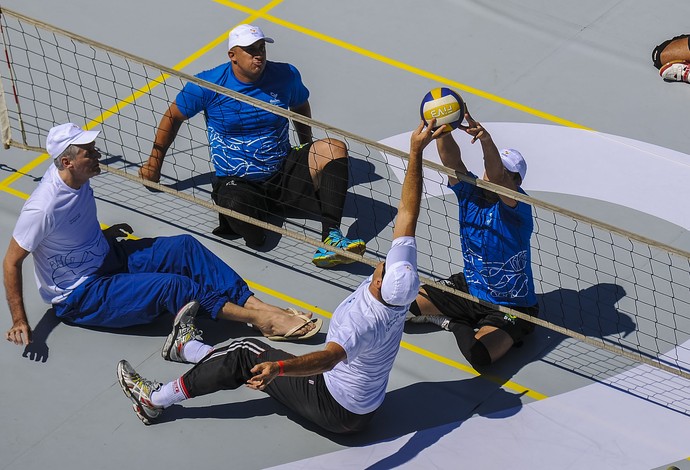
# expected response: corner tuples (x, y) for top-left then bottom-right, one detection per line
(1, 1), (690, 469)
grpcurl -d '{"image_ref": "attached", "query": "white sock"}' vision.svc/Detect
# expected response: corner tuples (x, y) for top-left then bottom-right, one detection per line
(151, 378), (187, 408)
(182, 340), (213, 364)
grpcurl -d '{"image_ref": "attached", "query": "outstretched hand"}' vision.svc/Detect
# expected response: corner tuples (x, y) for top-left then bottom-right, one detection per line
(247, 361), (280, 391)
(458, 111), (489, 144)
(410, 119), (445, 154)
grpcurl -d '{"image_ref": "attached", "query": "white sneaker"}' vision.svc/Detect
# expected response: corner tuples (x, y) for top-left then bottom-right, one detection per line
(660, 61), (690, 83)
(161, 301), (202, 363)
(117, 360), (163, 425)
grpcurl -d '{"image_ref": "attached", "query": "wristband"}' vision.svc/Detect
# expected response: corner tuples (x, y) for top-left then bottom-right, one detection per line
(277, 360), (285, 376)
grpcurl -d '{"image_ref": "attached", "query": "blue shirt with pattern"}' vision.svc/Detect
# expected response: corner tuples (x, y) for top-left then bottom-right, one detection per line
(449, 172), (537, 307)
(175, 61), (309, 181)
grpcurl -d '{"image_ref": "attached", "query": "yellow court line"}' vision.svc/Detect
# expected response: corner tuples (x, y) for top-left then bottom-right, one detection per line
(0, 183), (30, 199)
(247, 280), (548, 401)
(213, 0), (591, 131)
(0, 153), (51, 189)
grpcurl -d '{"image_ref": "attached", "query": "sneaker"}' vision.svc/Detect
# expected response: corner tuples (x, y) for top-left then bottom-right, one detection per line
(312, 228), (366, 268)
(407, 314), (452, 331)
(162, 300), (203, 363)
(117, 360), (163, 425)
(660, 61), (690, 83)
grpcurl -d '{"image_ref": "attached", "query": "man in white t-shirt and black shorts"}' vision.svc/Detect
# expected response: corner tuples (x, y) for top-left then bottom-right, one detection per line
(116, 120), (444, 433)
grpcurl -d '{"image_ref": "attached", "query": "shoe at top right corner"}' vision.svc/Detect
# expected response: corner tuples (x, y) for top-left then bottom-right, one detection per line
(660, 61), (690, 83)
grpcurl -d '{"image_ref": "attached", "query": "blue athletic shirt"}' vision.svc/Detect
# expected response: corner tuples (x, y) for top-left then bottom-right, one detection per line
(450, 172), (537, 307)
(175, 61), (309, 181)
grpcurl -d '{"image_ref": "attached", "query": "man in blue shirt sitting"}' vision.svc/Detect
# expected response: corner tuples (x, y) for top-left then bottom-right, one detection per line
(140, 24), (364, 268)
(408, 111), (539, 369)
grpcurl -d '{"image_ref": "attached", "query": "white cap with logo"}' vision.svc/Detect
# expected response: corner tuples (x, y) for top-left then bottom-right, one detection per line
(499, 148), (527, 182)
(228, 24), (274, 50)
(46, 123), (100, 160)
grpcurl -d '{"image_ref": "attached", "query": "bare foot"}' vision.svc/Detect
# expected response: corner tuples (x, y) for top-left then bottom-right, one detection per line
(252, 308), (319, 338)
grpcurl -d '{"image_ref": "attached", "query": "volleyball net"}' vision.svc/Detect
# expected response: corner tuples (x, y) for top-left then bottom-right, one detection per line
(1, 7), (689, 414)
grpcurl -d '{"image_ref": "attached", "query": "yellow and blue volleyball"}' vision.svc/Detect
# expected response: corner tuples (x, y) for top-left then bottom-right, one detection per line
(420, 87), (466, 132)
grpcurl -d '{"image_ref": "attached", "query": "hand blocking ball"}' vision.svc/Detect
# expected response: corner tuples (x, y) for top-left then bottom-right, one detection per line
(420, 87), (466, 133)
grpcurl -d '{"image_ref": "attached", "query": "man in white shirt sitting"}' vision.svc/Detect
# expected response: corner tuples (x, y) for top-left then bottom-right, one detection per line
(4, 123), (321, 349)
(116, 119), (443, 433)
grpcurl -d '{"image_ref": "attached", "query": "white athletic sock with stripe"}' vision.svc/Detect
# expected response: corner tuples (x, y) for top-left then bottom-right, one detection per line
(182, 340), (213, 364)
(151, 378), (187, 408)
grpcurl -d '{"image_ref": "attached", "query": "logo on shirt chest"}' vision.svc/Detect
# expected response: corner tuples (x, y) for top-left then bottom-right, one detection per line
(269, 92), (281, 106)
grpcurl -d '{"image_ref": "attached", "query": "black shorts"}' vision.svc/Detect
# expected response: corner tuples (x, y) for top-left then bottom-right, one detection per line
(420, 273), (539, 343)
(211, 143), (320, 220)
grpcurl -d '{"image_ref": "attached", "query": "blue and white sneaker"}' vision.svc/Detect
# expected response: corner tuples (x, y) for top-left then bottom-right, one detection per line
(312, 228), (366, 268)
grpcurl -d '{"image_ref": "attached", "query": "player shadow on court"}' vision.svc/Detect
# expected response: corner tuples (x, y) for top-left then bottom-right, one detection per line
(335, 282), (636, 464)
(152, 373), (525, 463)
(19, 308), (173, 363)
(404, 282), (635, 369)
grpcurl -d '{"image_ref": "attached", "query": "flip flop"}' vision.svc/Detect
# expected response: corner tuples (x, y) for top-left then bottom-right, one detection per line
(265, 313), (323, 342)
(246, 308), (313, 330)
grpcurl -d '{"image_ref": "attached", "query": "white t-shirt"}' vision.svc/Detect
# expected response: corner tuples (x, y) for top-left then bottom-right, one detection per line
(323, 237), (418, 414)
(12, 165), (108, 304)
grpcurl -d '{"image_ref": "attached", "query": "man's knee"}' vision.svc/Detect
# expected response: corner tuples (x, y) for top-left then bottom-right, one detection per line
(167, 233), (205, 254)
(313, 138), (348, 160)
(652, 34), (690, 69)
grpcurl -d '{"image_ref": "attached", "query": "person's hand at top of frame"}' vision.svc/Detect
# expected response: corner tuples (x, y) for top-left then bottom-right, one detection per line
(410, 118), (445, 155)
(458, 111), (490, 144)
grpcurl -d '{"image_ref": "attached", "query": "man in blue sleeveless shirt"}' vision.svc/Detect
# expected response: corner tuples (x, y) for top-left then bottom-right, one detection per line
(408, 111), (539, 369)
(140, 24), (364, 268)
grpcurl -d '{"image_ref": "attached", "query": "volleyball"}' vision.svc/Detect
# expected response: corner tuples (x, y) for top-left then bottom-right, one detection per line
(420, 87), (466, 132)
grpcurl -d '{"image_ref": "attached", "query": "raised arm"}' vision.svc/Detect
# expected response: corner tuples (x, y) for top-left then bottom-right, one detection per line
(246, 341), (346, 390)
(393, 120), (444, 239)
(290, 100), (313, 145)
(140, 102), (188, 182)
(462, 112), (519, 207)
(436, 130), (468, 187)
(4, 238), (32, 345)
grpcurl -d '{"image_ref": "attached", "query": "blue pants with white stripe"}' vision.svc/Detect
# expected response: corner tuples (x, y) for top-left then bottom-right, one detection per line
(53, 235), (252, 328)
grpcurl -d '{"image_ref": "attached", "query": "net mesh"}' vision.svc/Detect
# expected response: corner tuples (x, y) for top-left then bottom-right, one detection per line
(1, 7), (689, 415)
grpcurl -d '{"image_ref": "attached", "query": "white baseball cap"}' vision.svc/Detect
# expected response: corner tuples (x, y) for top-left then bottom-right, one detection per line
(381, 260), (420, 307)
(500, 148), (527, 182)
(228, 24), (274, 50)
(46, 123), (100, 160)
